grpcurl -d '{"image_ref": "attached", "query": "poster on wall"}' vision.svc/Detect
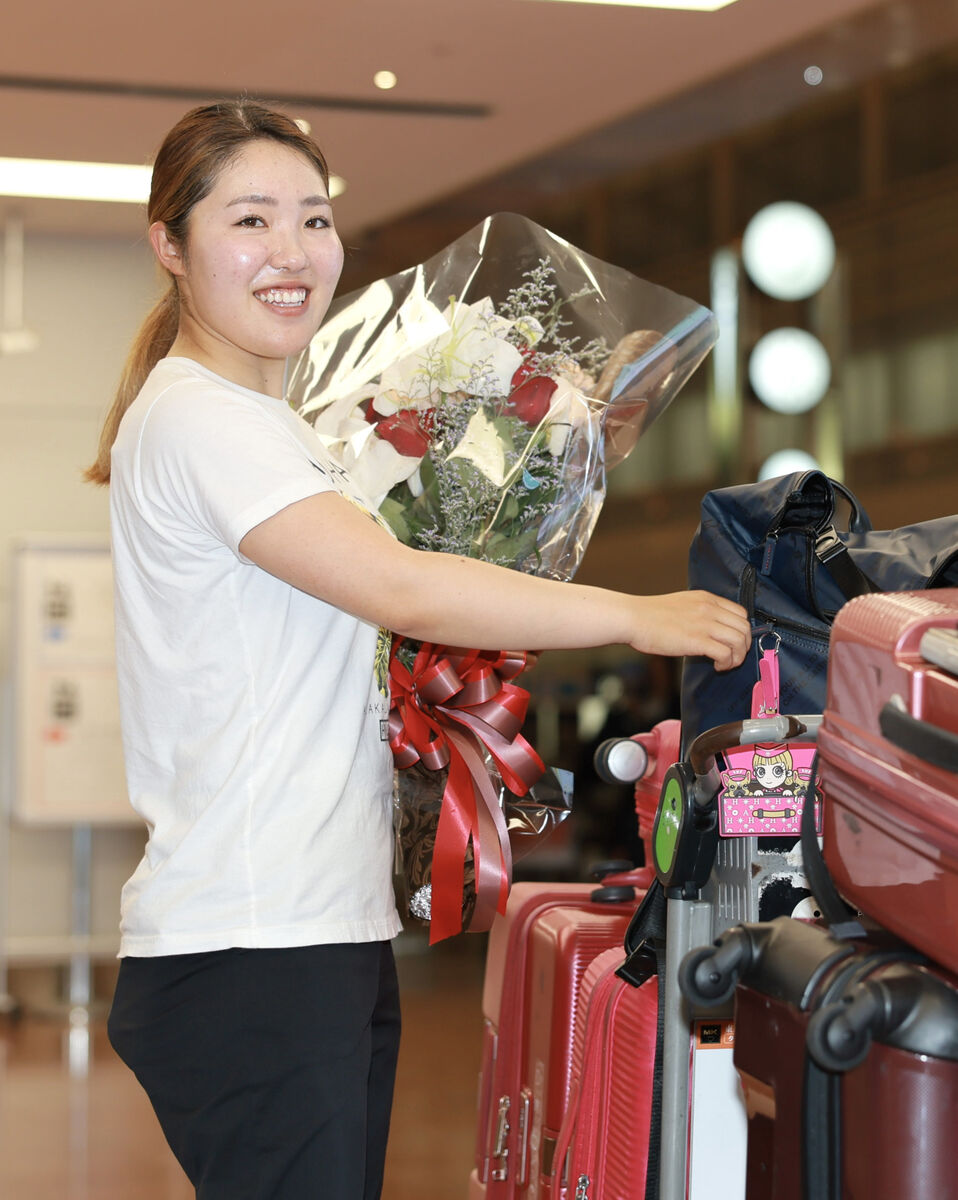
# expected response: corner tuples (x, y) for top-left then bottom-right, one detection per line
(11, 536), (138, 826)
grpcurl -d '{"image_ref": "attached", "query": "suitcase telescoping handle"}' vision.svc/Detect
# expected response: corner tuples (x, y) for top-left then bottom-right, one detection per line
(920, 627), (958, 675)
(686, 714), (816, 784)
(879, 695), (958, 774)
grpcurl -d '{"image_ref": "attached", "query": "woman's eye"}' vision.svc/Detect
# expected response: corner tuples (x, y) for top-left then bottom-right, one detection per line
(237, 215), (265, 228)
(305, 215), (331, 229)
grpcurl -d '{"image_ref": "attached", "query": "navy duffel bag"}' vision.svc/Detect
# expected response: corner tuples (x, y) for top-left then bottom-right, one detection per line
(680, 469), (958, 747)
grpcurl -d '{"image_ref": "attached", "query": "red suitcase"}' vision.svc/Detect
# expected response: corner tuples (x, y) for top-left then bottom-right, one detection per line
(470, 870), (652, 1200)
(550, 945), (658, 1200)
(818, 589), (958, 973)
(681, 917), (958, 1200)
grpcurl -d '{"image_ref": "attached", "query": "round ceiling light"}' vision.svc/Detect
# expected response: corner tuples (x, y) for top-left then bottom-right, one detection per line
(748, 327), (831, 413)
(758, 448), (820, 481)
(742, 201), (835, 300)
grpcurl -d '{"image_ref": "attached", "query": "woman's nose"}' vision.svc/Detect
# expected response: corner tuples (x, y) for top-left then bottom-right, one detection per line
(269, 226), (309, 271)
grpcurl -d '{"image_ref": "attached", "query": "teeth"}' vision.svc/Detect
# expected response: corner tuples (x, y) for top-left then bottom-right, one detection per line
(257, 288), (307, 306)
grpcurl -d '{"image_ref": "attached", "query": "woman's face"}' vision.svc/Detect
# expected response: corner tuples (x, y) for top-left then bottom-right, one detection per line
(154, 139), (344, 393)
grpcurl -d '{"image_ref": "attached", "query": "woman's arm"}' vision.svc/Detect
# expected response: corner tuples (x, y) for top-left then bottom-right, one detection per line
(239, 490), (751, 669)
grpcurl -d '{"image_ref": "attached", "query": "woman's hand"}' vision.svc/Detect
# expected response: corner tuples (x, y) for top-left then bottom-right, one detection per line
(624, 591), (751, 671)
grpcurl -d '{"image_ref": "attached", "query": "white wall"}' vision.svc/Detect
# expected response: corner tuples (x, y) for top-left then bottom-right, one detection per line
(0, 229), (159, 967)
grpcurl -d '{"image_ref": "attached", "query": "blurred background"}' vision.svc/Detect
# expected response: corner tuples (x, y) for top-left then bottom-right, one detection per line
(1, 0), (958, 1195)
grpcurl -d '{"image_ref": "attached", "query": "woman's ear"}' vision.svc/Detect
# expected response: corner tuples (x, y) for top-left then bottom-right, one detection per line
(150, 222), (185, 277)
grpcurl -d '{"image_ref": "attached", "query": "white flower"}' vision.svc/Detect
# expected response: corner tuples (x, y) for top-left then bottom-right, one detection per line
(556, 357), (596, 395)
(543, 377), (595, 457)
(512, 315), (546, 347)
(316, 419), (421, 510)
(446, 408), (508, 487)
(370, 297), (523, 409)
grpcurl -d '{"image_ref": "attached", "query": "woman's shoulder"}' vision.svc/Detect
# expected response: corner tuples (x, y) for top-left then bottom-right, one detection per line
(130, 359), (277, 441)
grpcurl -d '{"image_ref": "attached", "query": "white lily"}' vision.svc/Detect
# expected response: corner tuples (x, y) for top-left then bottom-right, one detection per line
(371, 296), (523, 409)
(333, 421), (422, 509)
(446, 408), (508, 488)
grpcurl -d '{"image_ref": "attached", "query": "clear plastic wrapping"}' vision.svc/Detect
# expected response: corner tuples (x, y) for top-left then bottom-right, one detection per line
(288, 214), (717, 940)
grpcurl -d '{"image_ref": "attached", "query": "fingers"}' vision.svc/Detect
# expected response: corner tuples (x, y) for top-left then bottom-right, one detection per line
(626, 590), (751, 666)
(689, 590), (751, 670)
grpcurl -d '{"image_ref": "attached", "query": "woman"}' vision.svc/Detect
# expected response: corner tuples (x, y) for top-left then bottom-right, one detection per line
(90, 101), (750, 1200)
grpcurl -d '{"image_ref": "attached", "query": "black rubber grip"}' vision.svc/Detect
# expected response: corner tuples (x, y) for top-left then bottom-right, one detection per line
(879, 702), (958, 774)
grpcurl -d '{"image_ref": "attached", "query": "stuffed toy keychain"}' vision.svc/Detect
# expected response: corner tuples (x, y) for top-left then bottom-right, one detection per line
(718, 633), (821, 837)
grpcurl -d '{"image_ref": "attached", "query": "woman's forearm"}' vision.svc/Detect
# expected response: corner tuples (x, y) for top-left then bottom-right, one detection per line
(240, 490), (751, 670)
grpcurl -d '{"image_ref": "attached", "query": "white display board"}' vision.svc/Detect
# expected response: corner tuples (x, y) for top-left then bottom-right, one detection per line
(11, 536), (136, 826)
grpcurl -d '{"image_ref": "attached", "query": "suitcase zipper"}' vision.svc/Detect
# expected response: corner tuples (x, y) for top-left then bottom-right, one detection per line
(575, 1175), (591, 1200)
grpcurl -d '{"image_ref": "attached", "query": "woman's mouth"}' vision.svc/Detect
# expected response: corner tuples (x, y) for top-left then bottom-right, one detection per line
(255, 287), (308, 308)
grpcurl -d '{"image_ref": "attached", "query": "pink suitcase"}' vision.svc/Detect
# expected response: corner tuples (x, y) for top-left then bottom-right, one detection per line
(550, 946), (658, 1200)
(818, 589), (958, 973)
(470, 870), (652, 1199)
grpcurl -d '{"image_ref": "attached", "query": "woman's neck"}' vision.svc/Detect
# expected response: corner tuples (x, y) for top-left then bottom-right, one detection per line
(166, 329), (286, 399)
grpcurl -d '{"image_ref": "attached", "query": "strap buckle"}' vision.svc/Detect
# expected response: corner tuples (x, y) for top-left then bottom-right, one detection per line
(815, 526), (844, 564)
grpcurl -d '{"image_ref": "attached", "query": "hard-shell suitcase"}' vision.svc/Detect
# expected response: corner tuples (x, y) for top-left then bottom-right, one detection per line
(680, 916), (958, 1200)
(551, 945), (658, 1200)
(818, 589), (958, 973)
(470, 869), (652, 1199)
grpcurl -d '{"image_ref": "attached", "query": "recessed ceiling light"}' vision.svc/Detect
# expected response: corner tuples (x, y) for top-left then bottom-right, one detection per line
(0, 156), (346, 203)
(527, 0), (738, 8)
(373, 70), (398, 90)
(0, 157), (152, 203)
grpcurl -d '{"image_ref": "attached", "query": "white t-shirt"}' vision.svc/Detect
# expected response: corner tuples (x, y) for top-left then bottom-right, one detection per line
(110, 357), (402, 956)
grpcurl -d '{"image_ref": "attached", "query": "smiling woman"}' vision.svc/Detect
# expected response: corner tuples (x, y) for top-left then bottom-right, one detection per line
(85, 98), (749, 1200)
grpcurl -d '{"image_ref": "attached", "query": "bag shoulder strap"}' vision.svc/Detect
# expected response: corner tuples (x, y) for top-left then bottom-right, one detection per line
(814, 526), (881, 600)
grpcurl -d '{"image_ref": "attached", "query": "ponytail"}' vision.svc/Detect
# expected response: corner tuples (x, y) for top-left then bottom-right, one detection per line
(83, 283), (179, 486)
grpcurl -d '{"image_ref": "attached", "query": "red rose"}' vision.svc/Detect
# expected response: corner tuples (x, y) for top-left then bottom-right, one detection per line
(365, 404), (435, 458)
(505, 363), (557, 426)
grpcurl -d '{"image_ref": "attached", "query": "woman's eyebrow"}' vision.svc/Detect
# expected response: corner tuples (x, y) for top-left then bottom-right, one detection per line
(226, 193), (330, 207)
(227, 193), (276, 207)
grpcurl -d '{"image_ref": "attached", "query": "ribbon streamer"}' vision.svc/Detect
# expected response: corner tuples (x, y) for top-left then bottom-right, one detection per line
(389, 638), (545, 942)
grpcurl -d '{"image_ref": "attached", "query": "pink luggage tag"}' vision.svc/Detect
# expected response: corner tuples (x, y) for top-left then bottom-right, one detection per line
(718, 636), (821, 837)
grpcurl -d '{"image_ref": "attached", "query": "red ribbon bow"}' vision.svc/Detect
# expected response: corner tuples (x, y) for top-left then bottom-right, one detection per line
(388, 638), (546, 943)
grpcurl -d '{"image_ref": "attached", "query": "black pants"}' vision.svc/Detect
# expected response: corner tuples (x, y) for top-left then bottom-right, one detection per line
(108, 941), (401, 1200)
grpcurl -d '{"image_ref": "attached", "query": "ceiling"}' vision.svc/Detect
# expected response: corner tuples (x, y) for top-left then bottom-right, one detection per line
(0, 0), (950, 245)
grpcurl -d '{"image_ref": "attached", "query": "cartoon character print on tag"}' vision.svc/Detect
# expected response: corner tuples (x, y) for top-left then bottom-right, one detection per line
(719, 740), (821, 837)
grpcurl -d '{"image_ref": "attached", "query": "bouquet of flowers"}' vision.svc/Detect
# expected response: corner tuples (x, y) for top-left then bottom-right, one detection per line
(288, 213), (717, 942)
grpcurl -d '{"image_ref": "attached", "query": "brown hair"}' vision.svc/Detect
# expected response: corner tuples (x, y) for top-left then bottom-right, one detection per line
(85, 100), (331, 485)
